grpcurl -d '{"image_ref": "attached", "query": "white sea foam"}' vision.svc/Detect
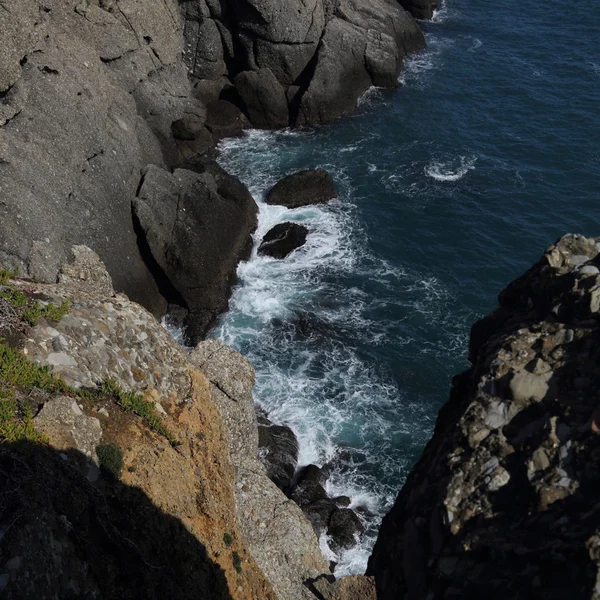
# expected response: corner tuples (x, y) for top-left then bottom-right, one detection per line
(424, 155), (477, 181)
(468, 37), (483, 52)
(205, 116), (476, 574)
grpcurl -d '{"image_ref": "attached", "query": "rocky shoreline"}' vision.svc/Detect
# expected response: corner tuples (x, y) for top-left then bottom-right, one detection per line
(5, 1), (597, 600)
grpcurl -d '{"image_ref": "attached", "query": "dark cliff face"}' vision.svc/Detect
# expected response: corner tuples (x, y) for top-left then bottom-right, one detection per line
(369, 234), (600, 600)
(0, 0), (427, 340)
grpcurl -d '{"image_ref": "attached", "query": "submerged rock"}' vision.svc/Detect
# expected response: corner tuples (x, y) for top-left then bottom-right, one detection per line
(368, 234), (600, 599)
(258, 223), (309, 259)
(265, 169), (337, 208)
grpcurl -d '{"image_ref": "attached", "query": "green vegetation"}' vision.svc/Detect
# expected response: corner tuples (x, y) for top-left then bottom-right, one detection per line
(97, 443), (124, 477)
(101, 379), (179, 447)
(22, 299), (70, 326)
(0, 267), (18, 285)
(0, 390), (48, 443)
(0, 272), (70, 328)
(223, 533), (233, 547)
(232, 551), (242, 574)
(0, 342), (70, 394)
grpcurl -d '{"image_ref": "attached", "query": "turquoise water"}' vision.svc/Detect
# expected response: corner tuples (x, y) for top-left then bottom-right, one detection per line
(213, 0), (600, 574)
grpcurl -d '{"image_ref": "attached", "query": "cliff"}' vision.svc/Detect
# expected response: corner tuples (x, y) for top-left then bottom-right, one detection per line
(369, 234), (600, 599)
(0, 0), (427, 342)
(0, 247), (329, 599)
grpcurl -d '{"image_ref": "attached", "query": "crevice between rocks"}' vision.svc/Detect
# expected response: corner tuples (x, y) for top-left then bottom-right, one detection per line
(130, 200), (187, 313)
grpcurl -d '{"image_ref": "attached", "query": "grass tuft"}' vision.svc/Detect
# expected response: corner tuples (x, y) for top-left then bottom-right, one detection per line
(0, 268), (18, 285)
(232, 551), (242, 574)
(101, 379), (179, 446)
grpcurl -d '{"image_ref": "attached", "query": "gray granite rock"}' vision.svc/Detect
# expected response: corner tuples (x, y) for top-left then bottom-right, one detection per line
(190, 339), (329, 600)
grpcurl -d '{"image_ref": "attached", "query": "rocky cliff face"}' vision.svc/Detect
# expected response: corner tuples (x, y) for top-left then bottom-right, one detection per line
(0, 247), (329, 599)
(369, 234), (600, 600)
(0, 0), (426, 342)
(181, 0), (424, 128)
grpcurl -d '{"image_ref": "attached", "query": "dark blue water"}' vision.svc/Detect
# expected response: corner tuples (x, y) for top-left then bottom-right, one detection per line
(213, 0), (600, 573)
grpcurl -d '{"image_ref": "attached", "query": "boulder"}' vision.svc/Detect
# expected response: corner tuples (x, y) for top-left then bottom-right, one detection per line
(258, 415), (300, 491)
(327, 508), (364, 552)
(265, 169), (337, 208)
(234, 68), (290, 129)
(133, 165), (258, 344)
(258, 223), (309, 259)
(290, 464), (330, 506)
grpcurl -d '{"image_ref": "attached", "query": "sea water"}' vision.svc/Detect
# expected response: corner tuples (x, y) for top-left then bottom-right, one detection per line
(210, 0), (600, 575)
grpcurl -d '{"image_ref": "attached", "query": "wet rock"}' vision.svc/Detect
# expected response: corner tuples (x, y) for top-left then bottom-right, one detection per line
(133, 165), (257, 344)
(290, 464), (329, 506)
(265, 169), (337, 208)
(327, 508), (364, 552)
(258, 223), (309, 259)
(258, 416), (299, 492)
(398, 0), (438, 20)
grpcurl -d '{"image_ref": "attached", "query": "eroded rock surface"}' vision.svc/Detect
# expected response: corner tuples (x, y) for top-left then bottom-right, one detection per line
(265, 169), (337, 208)
(190, 339), (330, 600)
(0, 0), (206, 312)
(369, 234), (600, 600)
(181, 0), (426, 127)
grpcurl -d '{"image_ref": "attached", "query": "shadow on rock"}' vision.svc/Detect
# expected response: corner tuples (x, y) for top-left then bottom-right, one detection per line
(0, 441), (234, 599)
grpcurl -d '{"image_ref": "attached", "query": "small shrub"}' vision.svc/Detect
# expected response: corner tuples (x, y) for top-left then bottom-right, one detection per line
(96, 443), (124, 478)
(0, 288), (27, 308)
(232, 551), (242, 574)
(223, 533), (233, 547)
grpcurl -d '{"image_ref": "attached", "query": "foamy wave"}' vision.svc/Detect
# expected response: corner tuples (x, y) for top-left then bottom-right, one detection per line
(424, 155), (477, 181)
(468, 37), (483, 52)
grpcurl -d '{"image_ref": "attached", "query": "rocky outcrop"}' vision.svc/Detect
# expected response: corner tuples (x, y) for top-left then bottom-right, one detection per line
(190, 339), (330, 600)
(1, 250), (278, 600)
(258, 223), (309, 259)
(181, 0), (425, 128)
(369, 234), (600, 599)
(133, 164), (257, 344)
(265, 169), (337, 208)
(0, 0), (209, 313)
(258, 414), (300, 491)
(0, 248), (336, 599)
